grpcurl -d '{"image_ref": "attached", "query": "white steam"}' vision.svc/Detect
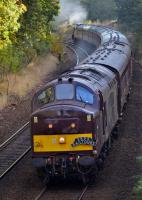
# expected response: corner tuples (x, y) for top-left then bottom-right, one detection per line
(57, 0), (88, 24)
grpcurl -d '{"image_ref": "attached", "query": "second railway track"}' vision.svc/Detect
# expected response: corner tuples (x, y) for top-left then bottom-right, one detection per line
(0, 123), (31, 179)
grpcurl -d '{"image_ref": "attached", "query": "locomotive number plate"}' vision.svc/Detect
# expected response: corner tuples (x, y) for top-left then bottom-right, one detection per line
(71, 137), (96, 147)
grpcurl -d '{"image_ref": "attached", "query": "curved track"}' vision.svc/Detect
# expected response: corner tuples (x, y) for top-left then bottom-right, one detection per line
(66, 40), (95, 66)
(67, 43), (89, 65)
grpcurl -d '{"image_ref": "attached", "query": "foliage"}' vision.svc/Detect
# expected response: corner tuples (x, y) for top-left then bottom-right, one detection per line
(19, 0), (59, 51)
(115, 0), (142, 32)
(136, 156), (142, 164)
(133, 156), (142, 199)
(0, 0), (26, 49)
(47, 33), (64, 55)
(80, 0), (117, 21)
(0, 0), (60, 75)
(115, 0), (142, 59)
(134, 177), (142, 200)
(0, 45), (26, 74)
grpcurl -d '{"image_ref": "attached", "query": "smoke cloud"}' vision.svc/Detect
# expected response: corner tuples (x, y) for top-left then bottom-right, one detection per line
(57, 0), (88, 24)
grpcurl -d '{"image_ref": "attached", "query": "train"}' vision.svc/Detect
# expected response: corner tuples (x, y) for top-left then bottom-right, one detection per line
(31, 24), (132, 183)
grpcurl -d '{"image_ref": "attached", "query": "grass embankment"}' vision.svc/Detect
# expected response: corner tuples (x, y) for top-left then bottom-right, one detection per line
(0, 54), (58, 109)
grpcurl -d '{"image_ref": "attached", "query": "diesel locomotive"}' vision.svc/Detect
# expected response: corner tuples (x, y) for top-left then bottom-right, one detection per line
(31, 24), (132, 183)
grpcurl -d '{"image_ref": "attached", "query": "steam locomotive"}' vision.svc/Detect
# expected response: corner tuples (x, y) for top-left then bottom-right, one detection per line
(31, 24), (132, 183)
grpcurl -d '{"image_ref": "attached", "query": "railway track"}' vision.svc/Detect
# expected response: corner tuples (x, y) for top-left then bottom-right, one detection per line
(66, 42), (95, 65)
(67, 42), (90, 65)
(34, 184), (89, 200)
(0, 122), (31, 179)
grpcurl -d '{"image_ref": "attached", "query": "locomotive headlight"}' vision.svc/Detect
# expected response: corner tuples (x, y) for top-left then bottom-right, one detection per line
(87, 115), (92, 122)
(71, 123), (76, 128)
(34, 116), (38, 123)
(48, 124), (53, 129)
(59, 137), (66, 144)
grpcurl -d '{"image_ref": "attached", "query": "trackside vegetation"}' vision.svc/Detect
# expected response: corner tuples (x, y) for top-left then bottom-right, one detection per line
(1, 0), (142, 76)
(0, 0), (59, 76)
(133, 157), (142, 199)
(81, 0), (116, 21)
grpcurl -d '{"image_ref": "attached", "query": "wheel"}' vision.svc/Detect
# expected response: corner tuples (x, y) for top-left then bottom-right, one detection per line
(96, 157), (104, 170)
(112, 125), (119, 139)
(107, 136), (112, 151)
(81, 174), (89, 185)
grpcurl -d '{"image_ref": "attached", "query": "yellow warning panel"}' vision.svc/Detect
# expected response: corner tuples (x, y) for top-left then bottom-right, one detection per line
(33, 133), (93, 152)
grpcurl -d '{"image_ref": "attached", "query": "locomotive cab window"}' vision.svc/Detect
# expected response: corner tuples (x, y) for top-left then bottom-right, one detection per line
(76, 86), (94, 105)
(56, 84), (74, 100)
(37, 87), (54, 105)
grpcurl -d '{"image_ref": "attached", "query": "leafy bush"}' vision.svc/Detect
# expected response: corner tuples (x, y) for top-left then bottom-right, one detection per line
(0, 46), (24, 73)
(134, 177), (142, 200)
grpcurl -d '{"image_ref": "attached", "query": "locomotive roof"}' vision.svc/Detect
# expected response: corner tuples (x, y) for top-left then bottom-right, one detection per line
(75, 64), (115, 82)
(60, 64), (115, 93)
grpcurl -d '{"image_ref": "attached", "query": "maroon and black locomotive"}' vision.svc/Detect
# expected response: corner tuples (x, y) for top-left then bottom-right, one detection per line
(31, 24), (132, 183)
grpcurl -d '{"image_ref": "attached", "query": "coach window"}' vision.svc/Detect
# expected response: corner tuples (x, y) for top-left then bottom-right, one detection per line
(37, 87), (54, 105)
(76, 86), (94, 105)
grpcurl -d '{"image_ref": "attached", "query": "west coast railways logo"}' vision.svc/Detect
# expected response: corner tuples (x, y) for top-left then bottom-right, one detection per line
(71, 137), (96, 147)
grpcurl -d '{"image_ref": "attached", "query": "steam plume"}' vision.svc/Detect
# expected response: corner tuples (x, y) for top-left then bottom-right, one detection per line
(57, 0), (88, 24)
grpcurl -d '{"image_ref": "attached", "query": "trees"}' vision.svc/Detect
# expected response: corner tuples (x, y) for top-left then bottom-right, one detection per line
(19, 0), (59, 53)
(115, 0), (142, 32)
(0, 0), (60, 75)
(0, 0), (60, 103)
(0, 0), (26, 49)
(0, 0), (26, 76)
(81, 0), (116, 21)
(115, 0), (142, 57)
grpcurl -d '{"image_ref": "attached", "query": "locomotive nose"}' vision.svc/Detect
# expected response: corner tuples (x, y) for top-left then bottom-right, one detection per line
(31, 106), (94, 135)
(31, 105), (96, 154)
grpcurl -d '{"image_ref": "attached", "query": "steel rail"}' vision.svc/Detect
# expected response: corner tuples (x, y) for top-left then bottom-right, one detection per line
(75, 45), (89, 57)
(77, 185), (89, 200)
(33, 184), (89, 200)
(67, 43), (89, 64)
(34, 186), (47, 200)
(66, 45), (80, 66)
(0, 146), (31, 179)
(72, 45), (89, 63)
(0, 121), (30, 151)
(0, 121), (31, 179)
